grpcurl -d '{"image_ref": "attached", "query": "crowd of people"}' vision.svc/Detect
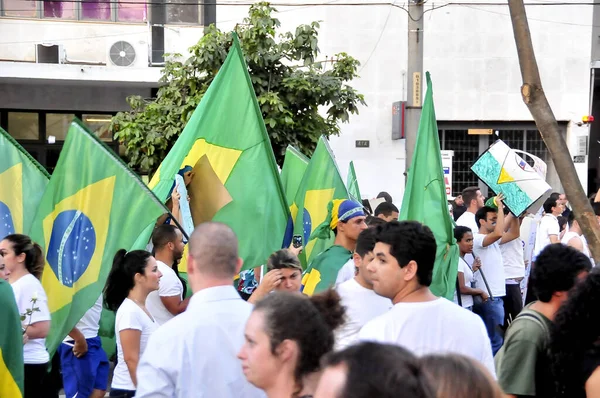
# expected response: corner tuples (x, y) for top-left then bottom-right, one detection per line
(1, 189), (600, 398)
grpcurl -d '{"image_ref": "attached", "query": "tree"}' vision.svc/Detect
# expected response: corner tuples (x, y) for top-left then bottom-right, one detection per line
(111, 2), (366, 173)
(507, 0), (600, 260)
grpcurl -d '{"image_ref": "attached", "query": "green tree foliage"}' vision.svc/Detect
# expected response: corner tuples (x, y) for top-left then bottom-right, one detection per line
(111, 2), (365, 172)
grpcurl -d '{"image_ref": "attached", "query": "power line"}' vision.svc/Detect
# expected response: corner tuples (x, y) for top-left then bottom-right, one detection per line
(358, 3), (393, 74)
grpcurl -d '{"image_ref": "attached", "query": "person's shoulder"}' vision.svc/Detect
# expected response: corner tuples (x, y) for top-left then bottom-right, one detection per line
(506, 309), (550, 341)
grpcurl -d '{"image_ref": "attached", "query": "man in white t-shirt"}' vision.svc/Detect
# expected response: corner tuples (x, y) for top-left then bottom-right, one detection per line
(58, 295), (109, 398)
(146, 225), (189, 325)
(336, 228), (392, 350)
(358, 221), (495, 377)
(533, 196), (564, 259)
(456, 186), (485, 235)
(472, 197), (520, 354)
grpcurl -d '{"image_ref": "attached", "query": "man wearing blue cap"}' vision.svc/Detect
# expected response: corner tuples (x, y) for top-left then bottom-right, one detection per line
(302, 199), (368, 295)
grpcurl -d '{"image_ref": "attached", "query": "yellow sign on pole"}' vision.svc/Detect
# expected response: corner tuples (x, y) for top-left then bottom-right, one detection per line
(412, 72), (421, 107)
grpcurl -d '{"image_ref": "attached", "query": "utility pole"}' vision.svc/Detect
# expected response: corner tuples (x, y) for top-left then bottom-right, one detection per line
(405, 0), (424, 180)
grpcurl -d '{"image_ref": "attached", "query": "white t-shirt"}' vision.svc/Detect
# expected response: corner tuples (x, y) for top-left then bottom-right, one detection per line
(534, 214), (559, 258)
(359, 298), (495, 377)
(501, 238), (525, 280)
(64, 295), (102, 341)
(146, 260), (183, 326)
(457, 257), (474, 308)
(335, 259), (356, 286)
(113, 298), (158, 390)
(11, 274), (51, 364)
(473, 234), (506, 298)
(562, 231), (591, 259)
(335, 278), (392, 350)
(456, 211), (479, 235)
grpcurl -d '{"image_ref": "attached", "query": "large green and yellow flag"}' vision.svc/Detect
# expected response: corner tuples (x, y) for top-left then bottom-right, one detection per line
(281, 145), (310, 206)
(0, 279), (24, 398)
(399, 72), (459, 300)
(292, 136), (349, 267)
(29, 120), (168, 355)
(0, 128), (50, 238)
(144, 33), (289, 272)
(347, 161), (362, 203)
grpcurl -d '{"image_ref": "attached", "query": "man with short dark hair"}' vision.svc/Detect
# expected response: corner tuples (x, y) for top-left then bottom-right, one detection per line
(136, 222), (264, 398)
(146, 225), (189, 325)
(495, 244), (592, 398)
(473, 199), (520, 354)
(359, 221), (494, 376)
(335, 228), (392, 349)
(533, 196), (564, 259)
(374, 202), (399, 222)
(456, 186), (485, 234)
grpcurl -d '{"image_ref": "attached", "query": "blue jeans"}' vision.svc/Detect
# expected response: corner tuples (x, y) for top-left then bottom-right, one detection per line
(473, 297), (505, 354)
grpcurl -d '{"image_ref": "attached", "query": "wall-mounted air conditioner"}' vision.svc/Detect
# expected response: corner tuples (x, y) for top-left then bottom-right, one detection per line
(106, 40), (149, 68)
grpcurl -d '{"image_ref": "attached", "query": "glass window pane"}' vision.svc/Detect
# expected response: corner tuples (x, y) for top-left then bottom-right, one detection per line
(8, 112), (39, 140)
(81, 0), (111, 20)
(3, 0), (37, 17)
(166, 0), (199, 24)
(118, 0), (146, 21)
(46, 113), (75, 141)
(46, 148), (62, 174)
(43, 1), (76, 18)
(83, 114), (113, 141)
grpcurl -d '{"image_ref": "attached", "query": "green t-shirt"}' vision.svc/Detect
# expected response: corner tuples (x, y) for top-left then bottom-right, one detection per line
(495, 304), (553, 397)
(301, 245), (352, 296)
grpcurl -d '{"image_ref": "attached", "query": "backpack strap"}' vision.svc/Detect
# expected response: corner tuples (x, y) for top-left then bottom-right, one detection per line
(509, 311), (550, 342)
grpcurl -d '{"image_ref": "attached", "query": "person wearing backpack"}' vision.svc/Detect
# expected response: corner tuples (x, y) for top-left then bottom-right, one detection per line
(495, 244), (592, 398)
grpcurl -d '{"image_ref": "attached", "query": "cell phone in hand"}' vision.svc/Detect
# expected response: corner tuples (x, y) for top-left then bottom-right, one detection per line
(292, 235), (302, 248)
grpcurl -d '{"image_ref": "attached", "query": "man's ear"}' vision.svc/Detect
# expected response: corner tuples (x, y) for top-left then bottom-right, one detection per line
(403, 260), (418, 282)
(236, 258), (243, 275)
(352, 252), (362, 268)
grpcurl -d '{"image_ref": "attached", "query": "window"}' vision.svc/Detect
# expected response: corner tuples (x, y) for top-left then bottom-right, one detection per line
(46, 113), (75, 141)
(83, 114), (113, 141)
(2, 0), (150, 22)
(3, 0), (38, 17)
(439, 129), (479, 196)
(43, 1), (76, 19)
(81, 0), (111, 20)
(117, 0), (146, 22)
(166, 0), (199, 24)
(8, 112), (39, 140)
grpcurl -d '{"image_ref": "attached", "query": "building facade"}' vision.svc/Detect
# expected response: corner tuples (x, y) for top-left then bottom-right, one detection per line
(1, 0), (595, 203)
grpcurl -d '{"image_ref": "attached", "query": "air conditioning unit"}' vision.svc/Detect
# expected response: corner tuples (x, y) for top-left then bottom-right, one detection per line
(35, 43), (65, 64)
(106, 40), (149, 68)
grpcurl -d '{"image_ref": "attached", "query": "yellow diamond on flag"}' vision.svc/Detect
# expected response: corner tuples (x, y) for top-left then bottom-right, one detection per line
(41, 177), (115, 313)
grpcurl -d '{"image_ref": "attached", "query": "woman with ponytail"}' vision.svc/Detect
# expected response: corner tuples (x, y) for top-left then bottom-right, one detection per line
(0, 234), (50, 398)
(104, 249), (161, 398)
(237, 289), (345, 398)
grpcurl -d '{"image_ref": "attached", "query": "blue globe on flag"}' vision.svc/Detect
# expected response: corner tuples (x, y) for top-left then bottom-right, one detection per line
(0, 202), (15, 239)
(47, 210), (96, 287)
(302, 208), (311, 243)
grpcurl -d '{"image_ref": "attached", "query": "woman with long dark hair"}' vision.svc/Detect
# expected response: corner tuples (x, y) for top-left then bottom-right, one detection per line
(238, 290), (345, 398)
(549, 269), (600, 397)
(104, 249), (161, 398)
(0, 234), (50, 398)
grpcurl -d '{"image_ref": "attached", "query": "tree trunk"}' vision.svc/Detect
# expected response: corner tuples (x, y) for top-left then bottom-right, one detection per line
(507, 0), (600, 261)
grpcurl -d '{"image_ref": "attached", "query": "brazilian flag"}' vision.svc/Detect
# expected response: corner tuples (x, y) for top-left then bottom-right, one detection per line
(280, 146), (310, 248)
(292, 136), (349, 267)
(0, 127), (50, 237)
(0, 280), (24, 398)
(29, 120), (168, 355)
(141, 33), (289, 272)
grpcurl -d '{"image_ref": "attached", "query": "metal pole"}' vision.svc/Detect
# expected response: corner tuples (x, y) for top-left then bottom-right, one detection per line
(405, 0), (424, 180)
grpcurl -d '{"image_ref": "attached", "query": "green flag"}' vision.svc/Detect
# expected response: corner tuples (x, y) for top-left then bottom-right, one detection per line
(347, 161), (362, 203)
(292, 136), (349, 267)
(399, 72), (459, 300)
(30, 120), (167, 355)
(0, 280), (24, 398)
(145, 33), (289, 272)
(281, 145), (310, 206)
(0, 128), (50, 237)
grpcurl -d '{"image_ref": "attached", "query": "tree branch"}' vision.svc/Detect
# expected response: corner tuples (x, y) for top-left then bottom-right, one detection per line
(507, 0), (600, 261)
